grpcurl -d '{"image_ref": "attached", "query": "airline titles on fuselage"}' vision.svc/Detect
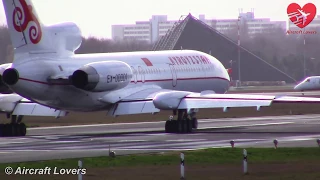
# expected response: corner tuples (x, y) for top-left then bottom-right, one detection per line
(168, 55), (211, 65)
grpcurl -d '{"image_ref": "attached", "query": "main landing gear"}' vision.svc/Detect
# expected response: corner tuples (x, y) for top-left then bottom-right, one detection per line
(165, 109), (198, 133)
(0, 114), (26, 137)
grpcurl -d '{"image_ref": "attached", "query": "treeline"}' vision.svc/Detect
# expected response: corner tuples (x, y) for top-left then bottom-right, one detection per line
(224, 21), (320, 80)
(1, 25), (320, 81)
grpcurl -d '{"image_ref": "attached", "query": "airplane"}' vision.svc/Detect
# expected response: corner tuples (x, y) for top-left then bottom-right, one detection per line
(294, 76), (320, 92)
(297, 9), (310, 25)
(2, 0), (320, 137)
(288, 9), (310, 26)
(294, 9), (310, 25)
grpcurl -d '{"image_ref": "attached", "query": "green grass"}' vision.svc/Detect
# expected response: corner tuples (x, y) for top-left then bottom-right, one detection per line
(1, 147), (320, 169)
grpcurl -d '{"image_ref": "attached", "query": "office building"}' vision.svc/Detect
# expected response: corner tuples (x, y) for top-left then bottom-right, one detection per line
(112, 12), (286, 43)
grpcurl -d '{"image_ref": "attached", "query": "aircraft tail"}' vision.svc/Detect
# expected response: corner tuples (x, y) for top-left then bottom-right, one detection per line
(2, 0), (55, 57)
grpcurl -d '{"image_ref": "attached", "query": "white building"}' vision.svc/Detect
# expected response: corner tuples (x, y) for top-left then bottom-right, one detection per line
(112, 15), (176, 43)
(204, 12), (286, 35)
(112, 12), (286, 43)
(288, 15), (320, 31)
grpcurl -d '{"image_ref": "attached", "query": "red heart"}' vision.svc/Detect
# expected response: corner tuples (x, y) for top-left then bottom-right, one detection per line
(287, 3), (317, 28)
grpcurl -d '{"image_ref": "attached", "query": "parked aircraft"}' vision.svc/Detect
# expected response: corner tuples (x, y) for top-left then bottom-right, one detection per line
(2, 0), (320, 137)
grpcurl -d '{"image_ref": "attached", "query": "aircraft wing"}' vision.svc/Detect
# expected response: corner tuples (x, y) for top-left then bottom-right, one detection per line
(101, 88), (320, 116)
(0, 94), (68, 118)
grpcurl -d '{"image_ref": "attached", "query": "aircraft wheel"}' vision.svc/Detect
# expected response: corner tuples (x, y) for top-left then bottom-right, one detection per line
(165, 120), (171, 133)
(20, 123), (27, 136)
(186, 118), (193, 133)
(0, 124), (4, 137)
(192, 118), (198, 129)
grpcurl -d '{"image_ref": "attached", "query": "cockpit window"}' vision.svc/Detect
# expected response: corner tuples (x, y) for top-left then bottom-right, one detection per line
(306, 79), (310, 82)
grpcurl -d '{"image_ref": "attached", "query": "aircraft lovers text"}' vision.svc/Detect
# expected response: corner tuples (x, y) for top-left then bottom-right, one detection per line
(1, 0), (320, 137)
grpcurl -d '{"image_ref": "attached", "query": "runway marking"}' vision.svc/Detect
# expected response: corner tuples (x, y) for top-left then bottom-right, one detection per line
(118, 140), (148, 142)
(166, 139), (207, 142)
(199, 122), (295, 129)
(30, 121), (163, 130)
(48, 141), (82, 143)
(287, 138), (315, 141)
(198, 115), (320, 122)
(113, 146), (231, 151)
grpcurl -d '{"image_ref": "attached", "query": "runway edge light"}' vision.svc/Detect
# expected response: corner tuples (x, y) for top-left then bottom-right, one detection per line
(109, 144), (116, 158)
(316, 139), (320, 147)
(273, 139), (278, 149)
(230, 140), (235, 148)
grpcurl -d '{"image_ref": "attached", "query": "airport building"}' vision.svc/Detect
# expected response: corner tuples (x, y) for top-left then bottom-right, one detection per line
(112, 12), (286, 43)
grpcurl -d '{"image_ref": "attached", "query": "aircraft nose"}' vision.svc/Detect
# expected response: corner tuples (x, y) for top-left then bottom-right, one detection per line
(294, 84), (302, 90)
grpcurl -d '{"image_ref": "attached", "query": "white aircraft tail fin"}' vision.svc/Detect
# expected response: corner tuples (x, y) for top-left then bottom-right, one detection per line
(3, 0), (56, 58)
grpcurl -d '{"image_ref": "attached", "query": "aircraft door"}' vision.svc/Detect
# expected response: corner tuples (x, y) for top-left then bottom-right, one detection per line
(169, 64), (177, 87)
(138, 66), (145, 83)
(131, 66), (138, 84)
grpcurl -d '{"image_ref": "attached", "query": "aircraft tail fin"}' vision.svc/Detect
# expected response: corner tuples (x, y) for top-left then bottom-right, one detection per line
(2, 0), (56, 58)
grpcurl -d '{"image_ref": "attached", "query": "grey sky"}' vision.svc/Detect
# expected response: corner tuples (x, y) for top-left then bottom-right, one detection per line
(0, 0), (319, 38)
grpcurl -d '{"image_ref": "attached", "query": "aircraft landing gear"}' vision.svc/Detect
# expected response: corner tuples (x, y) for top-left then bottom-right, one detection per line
(0, 114), (26, 137)
(165, 109), (198, 133)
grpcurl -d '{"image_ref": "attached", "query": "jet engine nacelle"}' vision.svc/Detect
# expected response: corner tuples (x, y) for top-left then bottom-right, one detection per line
(47, 22), (82, 52)
(71, 61), (133, 92)
(0, 63), (13, 94)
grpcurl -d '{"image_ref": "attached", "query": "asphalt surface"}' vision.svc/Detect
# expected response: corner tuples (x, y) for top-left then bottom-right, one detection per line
(1, 114), (320, 163)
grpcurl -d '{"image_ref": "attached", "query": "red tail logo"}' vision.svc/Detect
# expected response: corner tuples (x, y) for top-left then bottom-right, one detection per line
(12, 0), (42, 44)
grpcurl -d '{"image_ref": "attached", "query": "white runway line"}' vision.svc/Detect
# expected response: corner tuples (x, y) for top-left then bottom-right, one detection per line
(199, 122), (295, 129)
(165, 139), (208, 142)
(118, 140), (148, 142)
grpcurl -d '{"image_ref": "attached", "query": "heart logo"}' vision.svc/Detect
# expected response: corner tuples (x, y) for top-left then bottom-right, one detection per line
(287, 3), (317, 28)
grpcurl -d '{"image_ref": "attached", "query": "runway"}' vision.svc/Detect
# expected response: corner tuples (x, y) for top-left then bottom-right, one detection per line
(1, 114), (320, 163)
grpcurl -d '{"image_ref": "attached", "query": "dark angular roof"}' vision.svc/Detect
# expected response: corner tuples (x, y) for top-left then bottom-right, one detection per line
(152, 14), (296, 83)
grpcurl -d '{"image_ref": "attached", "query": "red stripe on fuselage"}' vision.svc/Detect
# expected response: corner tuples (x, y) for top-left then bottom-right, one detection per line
(141, 58), (153, 66)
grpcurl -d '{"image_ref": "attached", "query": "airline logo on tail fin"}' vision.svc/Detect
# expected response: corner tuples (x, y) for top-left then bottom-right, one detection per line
(12, 0), (42, 44)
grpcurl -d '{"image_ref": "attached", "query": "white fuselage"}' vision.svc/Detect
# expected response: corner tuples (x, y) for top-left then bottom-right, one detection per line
(7, 50), (230, 111)
(294, 76), (320, 91)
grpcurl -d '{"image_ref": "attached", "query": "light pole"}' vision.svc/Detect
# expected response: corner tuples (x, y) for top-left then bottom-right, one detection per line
(306, 57), (315, 76)
(303, 28), (306, 78)
(237, 16), (241, 87)
(229, 60), (234, 81)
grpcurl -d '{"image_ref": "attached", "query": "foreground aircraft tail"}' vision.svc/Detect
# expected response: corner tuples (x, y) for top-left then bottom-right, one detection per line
(2, 0), (57, 57)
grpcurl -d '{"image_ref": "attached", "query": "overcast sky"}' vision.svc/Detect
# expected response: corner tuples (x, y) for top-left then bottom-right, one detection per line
(0, 0), (319, 38)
